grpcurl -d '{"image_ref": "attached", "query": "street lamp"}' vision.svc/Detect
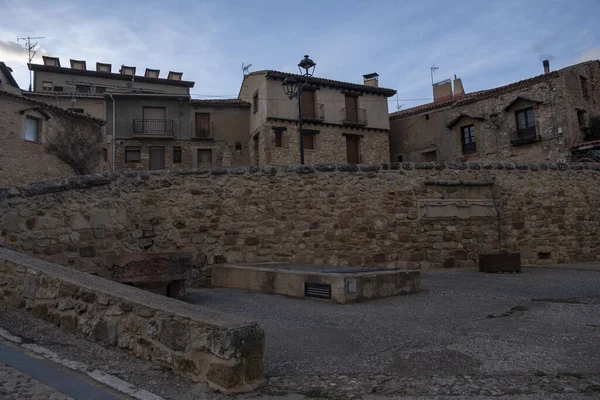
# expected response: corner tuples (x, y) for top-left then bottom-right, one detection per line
(282, 55), (316, 164)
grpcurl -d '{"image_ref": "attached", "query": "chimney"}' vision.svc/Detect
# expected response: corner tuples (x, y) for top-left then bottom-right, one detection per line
(433, 79), (453, 103)
(543, 59), (550, 74)
(362, 72), (379, 88)
(453, 75), (465, 99)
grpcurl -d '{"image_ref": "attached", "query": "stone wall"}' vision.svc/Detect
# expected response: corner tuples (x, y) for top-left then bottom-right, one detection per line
(0, 248), (264, 393)
(1, 163), (599, 272)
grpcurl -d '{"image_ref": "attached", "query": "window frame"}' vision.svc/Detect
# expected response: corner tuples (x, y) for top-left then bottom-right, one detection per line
(460, 124), (476, 154)
(173, 146), (182, 164)
(42, 81), (53, 91)
(515, 107), (536, 138)
(124, 147), (142, 163)
(75, 84), (91, 94)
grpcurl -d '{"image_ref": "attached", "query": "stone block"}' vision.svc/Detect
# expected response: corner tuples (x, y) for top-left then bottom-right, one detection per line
(91, 319), (118, 346)
(157, 318), (190, 352)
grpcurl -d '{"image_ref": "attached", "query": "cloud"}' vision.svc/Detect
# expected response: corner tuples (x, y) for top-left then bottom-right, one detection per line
(578, 48), (600, 63)
(0, 40), (29, 62)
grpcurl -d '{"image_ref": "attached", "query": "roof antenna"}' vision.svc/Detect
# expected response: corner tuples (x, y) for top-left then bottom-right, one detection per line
(17, 35), (45, 91)
(430, 63), (439, 86)
(396, 93), (403, 111)
(242, 63), (252, 76)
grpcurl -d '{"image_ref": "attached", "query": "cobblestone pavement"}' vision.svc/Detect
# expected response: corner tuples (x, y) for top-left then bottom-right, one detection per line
(0, 361), (72, 400)
(0, 265), (599, 399)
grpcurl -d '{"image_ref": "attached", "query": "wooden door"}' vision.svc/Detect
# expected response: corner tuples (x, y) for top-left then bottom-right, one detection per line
(149, 147), (165, 170)
(195, 113), (211, 138)
(143, 107), (166, 134)
(198, 149), (212, 168)
(346, 137), (360, 164)
(301, 90), (315, 119)
(345, 95), (358, 122)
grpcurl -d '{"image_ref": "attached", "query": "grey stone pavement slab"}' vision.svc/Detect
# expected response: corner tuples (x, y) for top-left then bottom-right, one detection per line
(0, 361), (73, 400)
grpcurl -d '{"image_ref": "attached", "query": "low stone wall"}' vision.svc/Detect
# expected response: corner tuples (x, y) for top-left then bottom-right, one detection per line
(0, 248), (264, 393)
(1, 162), (600, 270)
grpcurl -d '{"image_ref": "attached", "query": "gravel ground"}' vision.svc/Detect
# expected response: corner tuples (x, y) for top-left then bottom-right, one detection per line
(0, 361), (73, 400)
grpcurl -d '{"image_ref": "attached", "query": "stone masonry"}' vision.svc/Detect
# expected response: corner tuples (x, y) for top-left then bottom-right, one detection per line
(0, 248), (264, 393)
(1, 163), (599, 272)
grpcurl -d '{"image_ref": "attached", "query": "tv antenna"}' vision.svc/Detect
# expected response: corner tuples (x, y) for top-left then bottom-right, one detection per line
(395, 93), (403, 111)
(242, 63), (252, 76)
(17, 35), (45, 91)
(430, 63), (439, 86)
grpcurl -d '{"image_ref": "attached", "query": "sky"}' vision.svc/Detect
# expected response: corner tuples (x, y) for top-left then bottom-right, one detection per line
(1, 0), (599, 111)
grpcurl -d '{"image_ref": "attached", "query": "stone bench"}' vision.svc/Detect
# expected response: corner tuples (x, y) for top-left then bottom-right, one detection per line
(0, 248), (264, 393)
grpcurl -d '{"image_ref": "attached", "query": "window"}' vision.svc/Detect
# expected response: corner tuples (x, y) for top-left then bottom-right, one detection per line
(25, 117), (40, 142)
(275, 131), (283, 147)
(303, 133), (315, 150)
(198, 149), (212, 168)
(235, 142), (242, 154)
(42, 81), (53, 91)
(460, 125), (476, 154)
(578, 110), (588, 128)
(581, 76), (589, 98)
(125, 147), (141, 163)
(253, 91), (258, 113)
(76, 85), (91, 94)
(102, 148), (107, 162)
(53, 86), (63, 92)
(173, 147), (182, 163)
(95, 86), (106, 94)
(396, 155), (403, 162)
(515, 108), (536, 138)
(344, 95), (359, 122)
(421, 150), (436, 162)
(301, 90), (316, 119)
(97, 63), (111, 73)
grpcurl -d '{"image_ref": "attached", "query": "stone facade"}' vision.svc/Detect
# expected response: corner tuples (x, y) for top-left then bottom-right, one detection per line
(0, 248), (264, 393)
(0, 91), (104, 186)
(240, 70), (396, 165)
(390, 60), (600, 163)
(1, 163), (599, 272)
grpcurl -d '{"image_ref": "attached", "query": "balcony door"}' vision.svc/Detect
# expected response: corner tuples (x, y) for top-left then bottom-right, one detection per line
(345, 95), (358, 122)
(143, 107), (166, 134)
(301, 90), (315, 119)
(195, 113), (211, 139)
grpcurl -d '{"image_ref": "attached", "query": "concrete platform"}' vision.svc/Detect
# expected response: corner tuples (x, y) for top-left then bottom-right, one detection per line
(211, 263), (420, 303)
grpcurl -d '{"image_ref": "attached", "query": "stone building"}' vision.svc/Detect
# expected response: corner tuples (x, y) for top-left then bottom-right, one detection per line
(0, 61), (20, 94)
(389, 60), (600, 163)
(0, 89), (104, 186)
(238, 70), (396, 165)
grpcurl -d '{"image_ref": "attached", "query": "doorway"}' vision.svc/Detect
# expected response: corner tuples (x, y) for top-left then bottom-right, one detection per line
(346, 137), (360, 164)
(149, 147), (165, 170)
(197, 149), (212, 168)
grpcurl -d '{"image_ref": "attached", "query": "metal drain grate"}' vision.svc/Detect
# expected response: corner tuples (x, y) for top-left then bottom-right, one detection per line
(304, 282), (331, 299)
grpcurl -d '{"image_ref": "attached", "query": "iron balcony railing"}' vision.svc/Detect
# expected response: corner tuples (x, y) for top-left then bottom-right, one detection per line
(342, 107), (368, 126)
(298, 102), (325, 122)
(194, 121), (214, 139)
(510, 126), (540, 146)
(132, 119), (174, 135)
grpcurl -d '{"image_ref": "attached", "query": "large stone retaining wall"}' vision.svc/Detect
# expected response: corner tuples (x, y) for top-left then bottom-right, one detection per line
(1, 162), (599, 271)
(0, 248), (264, 393)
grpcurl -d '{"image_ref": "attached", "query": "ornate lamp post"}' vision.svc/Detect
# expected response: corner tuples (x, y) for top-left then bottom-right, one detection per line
(282, 55), (316, 164)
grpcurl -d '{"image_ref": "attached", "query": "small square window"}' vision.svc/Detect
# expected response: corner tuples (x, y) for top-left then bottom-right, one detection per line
(173, 147), (182, 163)
(25, 117), (40, 142)
(235, 142), (242, 154)
(42, 81), (53, 91)
(303, 133), (315, 150)
(53, 86), (64, 92)
(275, 131), (283, 147)
(396, 155), (403, 162)
(125, 147), (141, 163)
(76, 85), (91, 94)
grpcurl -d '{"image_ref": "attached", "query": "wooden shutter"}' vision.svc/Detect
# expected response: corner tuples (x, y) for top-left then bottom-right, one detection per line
(301, 90), (315, 119)
(346, 138), (360, 164)
(345, 95), (358, 122)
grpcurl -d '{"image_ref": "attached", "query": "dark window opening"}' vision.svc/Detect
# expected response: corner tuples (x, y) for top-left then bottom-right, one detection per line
(538, 252), (551, 260)
(173, 147), (182, 163)
(303, 133), (315, 150)
(425, 114), (430, 120)
(102, 148), (107, 162)
(421, 150), (436, 162)
(75, 85), (91, 94)
(515, 108), (536, 138)
(581, 76), (589, 98)
(125, 147), (141, 163)
(460, 124), (476, 154)
(53, 86), (63, 92)
(396, 155), (403, 162)
(577, 110), (587, 128)
(235, 142), (242, 154)
(275, 131), (283, 147)
(253, 91), (258, 113)
(95, 86), (106, 94)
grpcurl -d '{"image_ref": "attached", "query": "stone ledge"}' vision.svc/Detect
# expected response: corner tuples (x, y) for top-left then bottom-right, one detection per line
(2, 162), (598, 198)
(0, 248), (264, 393)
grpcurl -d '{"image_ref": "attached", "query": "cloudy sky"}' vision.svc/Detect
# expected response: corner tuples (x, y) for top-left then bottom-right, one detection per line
(1, 0), (599, 110)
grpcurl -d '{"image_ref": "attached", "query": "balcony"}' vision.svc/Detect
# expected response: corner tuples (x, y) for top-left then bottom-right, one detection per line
(132, 119), (174, 138)
(510, 126), (541, 146)
(194, 121), (214, 140)
(342, 108), (368, 127)
(298, 103), (324, 123)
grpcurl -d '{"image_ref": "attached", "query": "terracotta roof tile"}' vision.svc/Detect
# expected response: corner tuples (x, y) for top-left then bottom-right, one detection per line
(191, 98), (251, 107)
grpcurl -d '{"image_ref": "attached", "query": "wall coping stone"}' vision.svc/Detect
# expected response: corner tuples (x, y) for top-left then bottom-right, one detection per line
(0, 248), (255, 329)
(1, 163), (598, 199)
